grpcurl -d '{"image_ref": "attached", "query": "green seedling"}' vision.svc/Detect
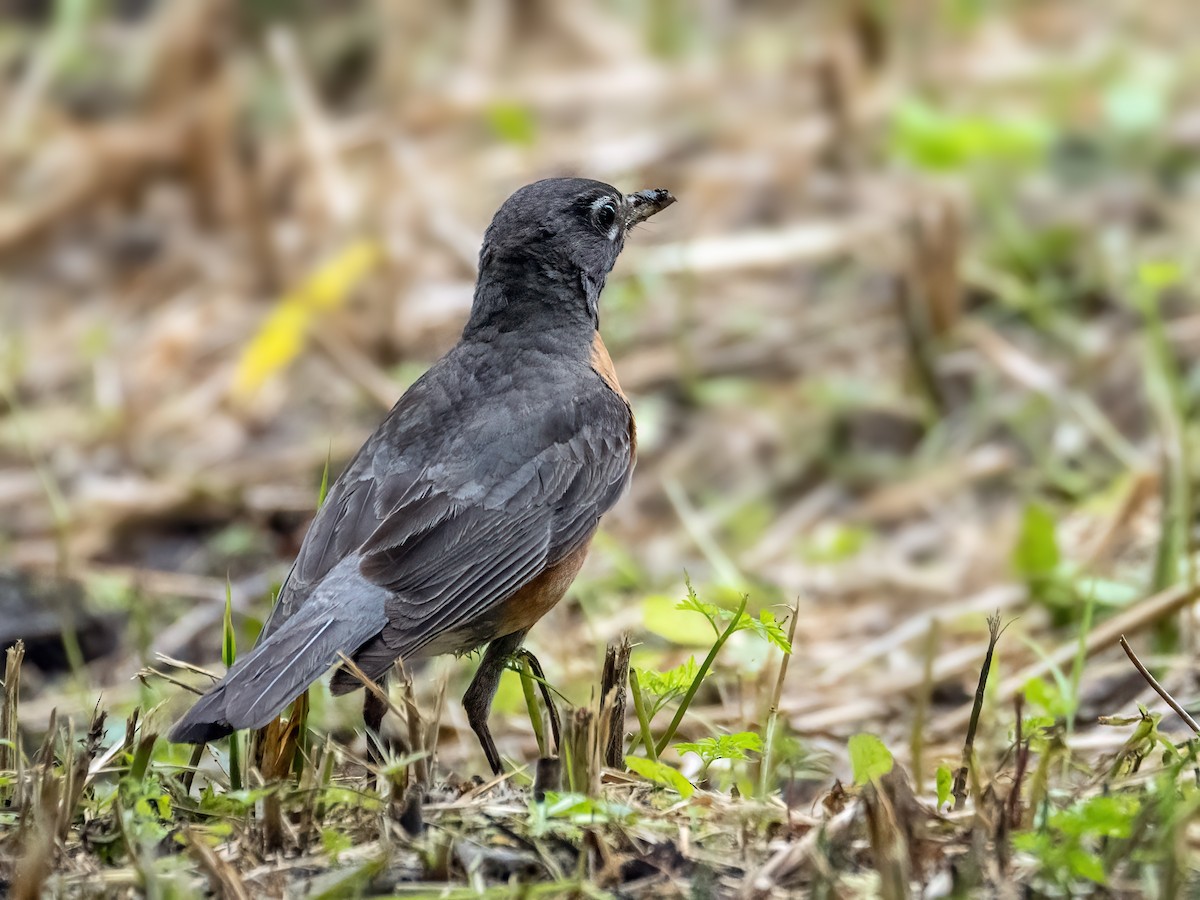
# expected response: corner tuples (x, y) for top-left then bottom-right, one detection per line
(221, 580), (242, 792)
(676, 731), (762, 786)
(626, 579), (792, 801)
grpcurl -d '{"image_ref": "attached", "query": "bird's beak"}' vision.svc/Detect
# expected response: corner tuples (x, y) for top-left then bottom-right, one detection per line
(624, 188), (676, 227)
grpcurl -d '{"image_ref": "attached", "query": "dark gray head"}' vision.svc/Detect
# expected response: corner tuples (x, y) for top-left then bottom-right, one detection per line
(465, 177), (675, 338)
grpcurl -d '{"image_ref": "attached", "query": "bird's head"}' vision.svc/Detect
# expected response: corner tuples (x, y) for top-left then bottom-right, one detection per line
(467, 177), (675, 335)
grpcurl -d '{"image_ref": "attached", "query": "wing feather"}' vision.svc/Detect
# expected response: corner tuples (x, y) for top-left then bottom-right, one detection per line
(261, 347), (633, 664)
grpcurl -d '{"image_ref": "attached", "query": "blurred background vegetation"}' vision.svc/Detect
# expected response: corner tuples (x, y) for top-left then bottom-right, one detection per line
(1, 0), (1199, 799)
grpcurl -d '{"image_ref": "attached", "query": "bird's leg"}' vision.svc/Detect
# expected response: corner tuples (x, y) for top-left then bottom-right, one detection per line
(363, 676), (389, 767)
(517, 648), (562, 758)
(463, 629), (528, 776)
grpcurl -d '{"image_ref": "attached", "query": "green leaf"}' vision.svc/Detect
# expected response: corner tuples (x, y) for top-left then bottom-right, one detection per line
(221, 580), (236, 668)
(536, 792), (637, 824)
(1137, 260), (1182, 291)
(1013, 502), (1060, 580)
(847, 733), (893, 786)
(636, 658), (701, 717)
(747, 609), (792, 654)
(1103, 59), (1172, 136)
(800, 523), (870, 563)
(675, 732), (763, 765)
(671, 579), (790, 655)
(224, 786), (277, 808)
(1052, 794), (1138, 840)
(935, 765), (952, 808)
(676, 575), (724, 633)
(625, 756), (695, 799)
(485, 102), (537, 145)
(304, 855), (389, 900)
(1023, 676), (1071, 718)
(1065, 848), (1107, 885)
(377, 750), (430, 779)
(1073, 576), (1139, 608)
(889, 98), (1052, 172)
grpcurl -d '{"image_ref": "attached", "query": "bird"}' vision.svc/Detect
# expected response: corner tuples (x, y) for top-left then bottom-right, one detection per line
(168, 177), (675, 774)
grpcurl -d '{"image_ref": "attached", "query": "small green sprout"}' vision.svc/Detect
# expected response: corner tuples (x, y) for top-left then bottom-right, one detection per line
(848, 733), (893, 786)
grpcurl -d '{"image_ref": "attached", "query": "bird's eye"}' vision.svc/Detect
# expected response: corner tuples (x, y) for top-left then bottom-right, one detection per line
(594, 201), (617, 235)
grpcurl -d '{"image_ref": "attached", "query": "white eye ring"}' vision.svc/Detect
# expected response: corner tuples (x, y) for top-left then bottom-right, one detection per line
(591, 197), (620, 240)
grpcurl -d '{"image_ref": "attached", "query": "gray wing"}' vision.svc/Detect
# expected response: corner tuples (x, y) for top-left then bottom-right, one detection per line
(367, 396), (632, 655)
(263, 358), (632, 660)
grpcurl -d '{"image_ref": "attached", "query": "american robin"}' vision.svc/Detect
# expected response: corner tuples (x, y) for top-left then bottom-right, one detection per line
(168, 177), (675, 774)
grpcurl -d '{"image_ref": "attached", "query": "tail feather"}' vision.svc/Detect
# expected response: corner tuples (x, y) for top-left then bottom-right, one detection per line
(167, 557), (390, 743)
(167, 685), (234, 743)
(223, 619), (340, 729)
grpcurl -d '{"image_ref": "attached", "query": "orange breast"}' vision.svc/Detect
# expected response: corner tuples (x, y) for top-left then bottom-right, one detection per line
(496, 542), (591, 633)
(590, 332), (626, 400)
(591, 331), (637, 458)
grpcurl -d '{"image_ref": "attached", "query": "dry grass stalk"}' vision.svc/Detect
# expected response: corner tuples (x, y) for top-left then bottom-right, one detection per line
(423, 670), (448, 783)
(893, 270), (947, 414)
(933, 582), (1200, 739)
(952, 613), (1005, 810)
(185, 827), (252, 900)
(745, 799), (863, 896)
(1117, 635), (1200, 734)
(335, 652), (408, 744)
(256, 693), (308, 851)
(863, 775), (912, 900)
(1007, 694), (1029, 830)
(400, 674), (428, 786)
(268, 26), (358, 225)
(11, 805), (53, 900)
(56, 705), (105, 843)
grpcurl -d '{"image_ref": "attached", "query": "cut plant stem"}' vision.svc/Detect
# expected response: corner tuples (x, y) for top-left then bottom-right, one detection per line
(654, 594), (748, 757)
(600, 637), (632, 768)
(1, 640), (23, 796)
